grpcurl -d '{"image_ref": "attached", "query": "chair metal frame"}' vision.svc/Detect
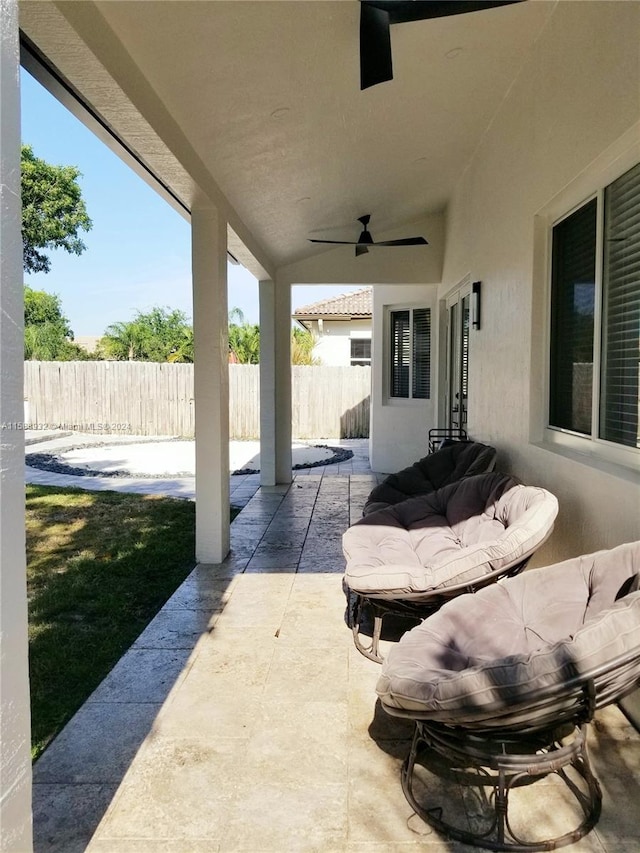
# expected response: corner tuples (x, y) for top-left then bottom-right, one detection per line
(347, 557), (530, 663)
(428, 426), (468, 454)
(382, 643), (640, 851)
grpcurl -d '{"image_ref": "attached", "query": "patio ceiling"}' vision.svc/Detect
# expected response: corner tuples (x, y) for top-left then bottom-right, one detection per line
(19, 0), (554, 278)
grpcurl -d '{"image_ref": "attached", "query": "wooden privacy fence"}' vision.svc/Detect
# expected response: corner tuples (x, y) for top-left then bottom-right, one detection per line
(23, 362), (371, 439)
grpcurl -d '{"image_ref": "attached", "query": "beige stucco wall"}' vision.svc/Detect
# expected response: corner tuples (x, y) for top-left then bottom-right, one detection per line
(370, 285), (438, 473)
(306, 319), (371, 367)
(278, 213), (445, 286)
(440, 0), (640, 565)
(1, 0), (33, 848)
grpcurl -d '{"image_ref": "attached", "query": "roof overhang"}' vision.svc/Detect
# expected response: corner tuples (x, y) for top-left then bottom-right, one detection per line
(18, 0), (555, 281)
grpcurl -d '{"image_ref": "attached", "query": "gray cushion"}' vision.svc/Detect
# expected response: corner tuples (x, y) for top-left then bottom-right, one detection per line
(363, 441), (496, 515)
(376, 541), (640, 722)
(343, 472), (558, 597)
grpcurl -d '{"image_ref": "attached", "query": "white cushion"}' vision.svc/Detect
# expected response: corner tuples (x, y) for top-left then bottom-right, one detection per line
(343, 473), (558, 597)
(376, 542), (640, 722)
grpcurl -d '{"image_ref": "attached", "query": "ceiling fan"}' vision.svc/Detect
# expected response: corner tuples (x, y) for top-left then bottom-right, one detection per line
(309, 214), (428, 257)
(360, 1), (523, 90)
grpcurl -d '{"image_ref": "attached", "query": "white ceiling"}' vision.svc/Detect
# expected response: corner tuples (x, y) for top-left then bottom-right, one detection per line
(20, 0), (555, 274)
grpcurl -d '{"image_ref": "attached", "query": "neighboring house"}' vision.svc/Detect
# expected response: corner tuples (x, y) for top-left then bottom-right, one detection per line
(74, 335), (101, 354)
(292, 287), (371, 366)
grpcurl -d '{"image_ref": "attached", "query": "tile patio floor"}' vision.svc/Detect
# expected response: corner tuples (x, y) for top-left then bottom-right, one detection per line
(30, 442), (640, 852)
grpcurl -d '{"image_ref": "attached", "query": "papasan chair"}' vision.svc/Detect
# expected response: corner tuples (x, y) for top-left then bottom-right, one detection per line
(363, 440), (496, 516)
(343, 471), (559, 662)
(376, 540), (640, 851)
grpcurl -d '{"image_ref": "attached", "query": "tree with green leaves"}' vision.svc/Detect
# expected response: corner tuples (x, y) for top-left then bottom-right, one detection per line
(228, 308), (260, 364)
(98, 307), (193, 362)
(24, 285), (72, 334)
(21, 144), (92, 274)
(291, 326), (318, 365)
(227, 309), (318, 365)
(96, 320), (150, 361)
(23, 285), (90, 361)
(168, 327), (194, 363)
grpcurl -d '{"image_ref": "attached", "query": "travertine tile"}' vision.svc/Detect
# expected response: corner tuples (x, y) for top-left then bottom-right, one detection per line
(263, 518), (311, 538)
(212, 573), (295, 628)
(33, 702), (162, 785)
(154, 684), (264, 740)
(346, 843), (469, 852)
(33, 783), (119, 853)
(297, 555), (345, 574)
(131, 608), (216, 649)
(245, 545), (303, 570)
(240, 700), (349, 786)
(87, 648), (193, 705)
(220, 782), (347, 852)
(347, 735), (429, 844)
(88, 841), (221, 852)
(93, 736), (244, 842)
(161, 574), (238, 611)
(264, 643), (349, 702)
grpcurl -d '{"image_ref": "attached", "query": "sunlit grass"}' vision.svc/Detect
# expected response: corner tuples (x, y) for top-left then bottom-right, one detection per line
(26, 484), (238, 759)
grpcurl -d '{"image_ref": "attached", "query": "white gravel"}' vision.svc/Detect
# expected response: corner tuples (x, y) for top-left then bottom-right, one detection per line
(56, 440), (336, 476)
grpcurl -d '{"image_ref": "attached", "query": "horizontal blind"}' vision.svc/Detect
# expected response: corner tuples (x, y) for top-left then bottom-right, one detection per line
(390, 310), (410, 397)
(412, 308), (431, 399)
(601, 162), (640, 448)
(549, 199), (597, 434)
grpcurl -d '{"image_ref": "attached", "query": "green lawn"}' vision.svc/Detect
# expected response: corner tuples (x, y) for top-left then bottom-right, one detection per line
(26, 484), (237, 759)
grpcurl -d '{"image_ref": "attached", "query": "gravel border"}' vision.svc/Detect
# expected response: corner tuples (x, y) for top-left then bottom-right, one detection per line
(26, 442), (353, 479)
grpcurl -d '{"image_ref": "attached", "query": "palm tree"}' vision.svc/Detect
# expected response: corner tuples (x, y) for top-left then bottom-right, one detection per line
(228, 307), (260, 363)
(291, 327), (318, 365)
(98, 320), (150, 361)
(168, 327), (194, 363)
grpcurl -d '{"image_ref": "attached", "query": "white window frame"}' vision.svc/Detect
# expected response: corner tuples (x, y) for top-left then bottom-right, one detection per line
(349, 335), (371, 367)
(384, 303), (431, 403)
(540, 126), (640, 473)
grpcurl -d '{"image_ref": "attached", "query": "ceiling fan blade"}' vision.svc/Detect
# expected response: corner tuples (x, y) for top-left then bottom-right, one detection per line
(309, 217), (427, 255)
(374, 237), (429, 246)
(360, 1), (523, 89)
(360, 3), (392, 90)
(366, 1), (522, 25)
(308, 239), (358, 245)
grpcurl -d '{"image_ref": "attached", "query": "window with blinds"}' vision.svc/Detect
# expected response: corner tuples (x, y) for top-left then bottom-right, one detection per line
(549, 199), (597, 434)
(390, 310), (410, 396)
(548, 161), (640, 452)
(601, 163), (640, 448)
(412, 308), (431, 399)
(389, 307), (430, 399)
(350, 338), (371, 366)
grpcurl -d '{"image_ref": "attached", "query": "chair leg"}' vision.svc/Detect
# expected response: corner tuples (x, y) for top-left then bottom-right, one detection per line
(400, 722), (602, 852)
(348, 594), (424, 663)
(350, 594), (384, 663)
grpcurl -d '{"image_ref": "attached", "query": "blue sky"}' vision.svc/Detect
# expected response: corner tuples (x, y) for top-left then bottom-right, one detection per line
(21, 70), (363, 336)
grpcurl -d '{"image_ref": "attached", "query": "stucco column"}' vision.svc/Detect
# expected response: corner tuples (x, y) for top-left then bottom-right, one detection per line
(0, 1), (33, 850)
(259, 279), (292, 485)
(191, 205), (230, 563)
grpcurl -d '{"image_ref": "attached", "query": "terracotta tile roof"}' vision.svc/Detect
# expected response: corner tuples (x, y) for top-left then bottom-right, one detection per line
(292, 287), (372, 318)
